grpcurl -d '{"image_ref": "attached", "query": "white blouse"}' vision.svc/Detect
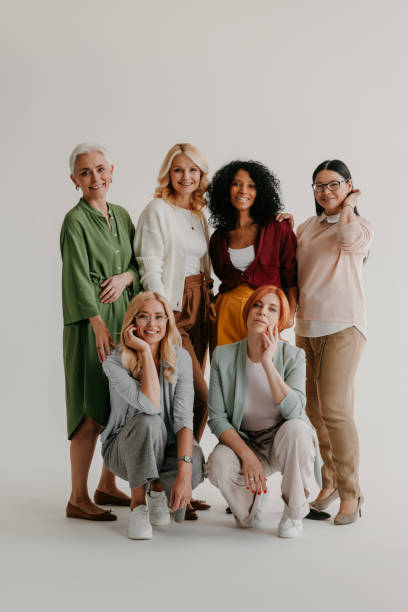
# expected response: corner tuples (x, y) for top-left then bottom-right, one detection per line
(228, 245), (255, 272)
(175, 208), (207, 276)
(241, 358), (282, 431)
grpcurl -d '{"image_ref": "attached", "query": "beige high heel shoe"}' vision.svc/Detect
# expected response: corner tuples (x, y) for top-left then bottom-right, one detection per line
(334, 494), (364, 525)
(310, 489), (339, 511)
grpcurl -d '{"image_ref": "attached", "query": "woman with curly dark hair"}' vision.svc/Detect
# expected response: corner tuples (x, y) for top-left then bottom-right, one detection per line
(208, 160), (297, 352)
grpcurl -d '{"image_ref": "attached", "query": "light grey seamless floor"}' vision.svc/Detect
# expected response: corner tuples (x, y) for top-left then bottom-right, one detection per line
(2, 428), (407, 612)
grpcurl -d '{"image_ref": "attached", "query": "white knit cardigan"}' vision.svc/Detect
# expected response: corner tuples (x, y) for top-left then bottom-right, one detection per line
(133, 198), (212, 311)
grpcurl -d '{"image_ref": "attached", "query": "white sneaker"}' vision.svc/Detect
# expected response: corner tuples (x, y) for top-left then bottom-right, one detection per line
(128, 505), (152, 540)
(252, 490), (270, 526)
(249, 508), (261, 527)
(278, 511), (303, 538)
(147, 490), (170, 526)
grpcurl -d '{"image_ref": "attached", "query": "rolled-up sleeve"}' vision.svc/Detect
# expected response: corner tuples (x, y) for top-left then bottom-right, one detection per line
(172, 349), (194, 434)
(276, 348), (306, 419)
(208, 348), (235, 439)
(337, 219), (373, 254)
(102, 353), (159, 415)
(60, 220), (100, 324)
(279, 221), (297, 289)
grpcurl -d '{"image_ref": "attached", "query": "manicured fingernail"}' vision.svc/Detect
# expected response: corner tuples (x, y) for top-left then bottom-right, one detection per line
(258, 492), (261, 496)
(264, 490), (267, 494)
(252, 490), (255, 494)
(246, 487), (249, 490)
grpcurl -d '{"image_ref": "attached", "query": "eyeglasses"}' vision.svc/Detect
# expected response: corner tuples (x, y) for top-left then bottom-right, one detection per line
(312, 180), (348, 192)
(134, 314), (168, 325)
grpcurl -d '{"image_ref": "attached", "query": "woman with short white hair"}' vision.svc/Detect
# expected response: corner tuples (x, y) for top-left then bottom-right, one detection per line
(61, 143), (140, 521)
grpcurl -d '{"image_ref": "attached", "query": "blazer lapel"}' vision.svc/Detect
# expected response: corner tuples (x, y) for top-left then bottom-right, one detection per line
(232, 338), (248, 431)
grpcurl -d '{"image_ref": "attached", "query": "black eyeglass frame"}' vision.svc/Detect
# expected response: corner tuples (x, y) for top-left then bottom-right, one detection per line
(311, 179), (350, 192)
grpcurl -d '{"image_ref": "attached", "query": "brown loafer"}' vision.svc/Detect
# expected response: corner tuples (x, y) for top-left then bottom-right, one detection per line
(66, 501), (117, 521)
(185, 504), (198, 520)
(94, 490), (131, 507)
(190, 498), (211, 511)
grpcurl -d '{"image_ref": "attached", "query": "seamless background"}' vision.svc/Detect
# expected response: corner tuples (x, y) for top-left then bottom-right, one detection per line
(1, 1), (408, 610)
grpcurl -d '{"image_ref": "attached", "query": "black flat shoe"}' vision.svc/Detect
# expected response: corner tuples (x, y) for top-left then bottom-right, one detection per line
(305, 508), (331, 520)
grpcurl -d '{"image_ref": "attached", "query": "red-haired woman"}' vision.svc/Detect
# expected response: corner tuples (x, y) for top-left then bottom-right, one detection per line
(206, 286), (322, 538)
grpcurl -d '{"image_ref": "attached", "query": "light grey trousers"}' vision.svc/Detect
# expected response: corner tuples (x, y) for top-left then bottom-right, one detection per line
(206, 420), (316, 526)
(102, 413), (204, 520)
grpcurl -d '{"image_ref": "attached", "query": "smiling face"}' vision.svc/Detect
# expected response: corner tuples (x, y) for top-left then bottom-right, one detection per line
(229, 169), (257, 213)
(71, 150), (114, 201)
(246, 292), (280, 334)
(169, 153), (201, 199)
(313, 169), (352, 215)
(133, 299), (168, 346)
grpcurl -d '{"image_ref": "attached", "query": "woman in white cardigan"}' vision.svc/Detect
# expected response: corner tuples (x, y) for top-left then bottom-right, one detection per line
(134, 143), (212, 519)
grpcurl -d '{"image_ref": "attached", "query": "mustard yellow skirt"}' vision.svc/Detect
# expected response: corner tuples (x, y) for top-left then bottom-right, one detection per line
(210, 284), (254, 356)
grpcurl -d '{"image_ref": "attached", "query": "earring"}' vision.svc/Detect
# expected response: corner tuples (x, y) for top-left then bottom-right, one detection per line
(75, 186), (79, 191)
(110, 178), (112, 183)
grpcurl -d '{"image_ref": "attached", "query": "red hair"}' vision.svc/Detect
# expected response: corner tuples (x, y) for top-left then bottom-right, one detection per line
(242, 285), (290, 332)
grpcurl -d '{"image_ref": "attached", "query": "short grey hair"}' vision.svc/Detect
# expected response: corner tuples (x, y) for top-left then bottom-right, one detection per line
(69, 143), (112, 174)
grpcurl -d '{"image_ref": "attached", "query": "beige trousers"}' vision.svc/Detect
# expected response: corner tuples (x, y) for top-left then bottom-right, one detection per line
(296, 327), (365, 500)
(206, 420), (316, 526)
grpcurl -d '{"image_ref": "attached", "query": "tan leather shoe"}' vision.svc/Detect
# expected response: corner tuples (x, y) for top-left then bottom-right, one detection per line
(334, 495), (364, 525)
(310, 489), (339, 511)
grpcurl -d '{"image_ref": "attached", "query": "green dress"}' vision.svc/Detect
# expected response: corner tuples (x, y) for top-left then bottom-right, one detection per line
(60, 198), (140, 439)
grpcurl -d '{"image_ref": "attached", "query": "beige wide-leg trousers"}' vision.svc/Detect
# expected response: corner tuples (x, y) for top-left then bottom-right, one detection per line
(206, 420), (316, 526)
(296, 327), (365, 500)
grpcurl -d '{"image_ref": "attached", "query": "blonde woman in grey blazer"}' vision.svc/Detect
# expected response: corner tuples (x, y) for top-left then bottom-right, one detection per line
(206, 285), (322, 538)
(101, 291), (204, 539)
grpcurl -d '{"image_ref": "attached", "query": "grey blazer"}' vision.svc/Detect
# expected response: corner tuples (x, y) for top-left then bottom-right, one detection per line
(101, 346), (194, 446)
(208, 338), (323, 487)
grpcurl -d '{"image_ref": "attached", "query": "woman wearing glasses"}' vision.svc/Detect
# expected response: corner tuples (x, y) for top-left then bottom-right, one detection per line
(61, 143), (140, 521)
(295, 159), (373, 525)
(101, 292), (204, 539)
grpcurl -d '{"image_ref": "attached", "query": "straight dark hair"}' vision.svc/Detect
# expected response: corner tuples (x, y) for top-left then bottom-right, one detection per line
(312, 159), (359, 216)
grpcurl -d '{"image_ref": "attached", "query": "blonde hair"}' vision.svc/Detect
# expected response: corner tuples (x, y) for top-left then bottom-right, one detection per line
(154, 143), (209, 213)
(119, 292), (178, 383)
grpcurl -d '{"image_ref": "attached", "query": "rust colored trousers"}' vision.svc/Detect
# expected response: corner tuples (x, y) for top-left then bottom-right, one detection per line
(174, 273), (210, 442)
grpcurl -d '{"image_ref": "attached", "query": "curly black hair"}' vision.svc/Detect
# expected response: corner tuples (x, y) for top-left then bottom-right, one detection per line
(208, 160), (283, 231)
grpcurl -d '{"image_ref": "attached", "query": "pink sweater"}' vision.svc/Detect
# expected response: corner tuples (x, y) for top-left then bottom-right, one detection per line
(296, 215), (373, 328)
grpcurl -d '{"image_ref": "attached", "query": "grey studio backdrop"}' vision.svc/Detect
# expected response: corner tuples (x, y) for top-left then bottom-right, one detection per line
(1, 0), (408, 610)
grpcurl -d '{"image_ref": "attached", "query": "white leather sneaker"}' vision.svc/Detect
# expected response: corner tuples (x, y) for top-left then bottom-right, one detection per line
(147, 490), (170, 526)
(251, 508), (262, 527)
(128, 505), (152, 540)
(277, 511), (303, 538)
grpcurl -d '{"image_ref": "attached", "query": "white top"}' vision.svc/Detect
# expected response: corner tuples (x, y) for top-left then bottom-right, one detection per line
(228, 245), (255, 272)
(175, 208), (207, 276)
(134, 198), (211, 311)
(241, 358), (282, 431)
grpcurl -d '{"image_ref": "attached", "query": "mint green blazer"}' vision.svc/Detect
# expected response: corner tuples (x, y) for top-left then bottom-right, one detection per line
(208, 338), (322, 488)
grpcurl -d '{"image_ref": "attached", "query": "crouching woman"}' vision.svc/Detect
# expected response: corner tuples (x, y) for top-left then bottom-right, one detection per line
(206, 286), (322, 538)
(101, 291), (204, 539)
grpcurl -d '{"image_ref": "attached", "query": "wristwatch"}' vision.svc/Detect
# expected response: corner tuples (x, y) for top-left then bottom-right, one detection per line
(177, 455), (193, 464)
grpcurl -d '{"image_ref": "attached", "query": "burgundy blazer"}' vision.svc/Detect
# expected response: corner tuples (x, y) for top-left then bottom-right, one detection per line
(209, 219), (297, 294)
